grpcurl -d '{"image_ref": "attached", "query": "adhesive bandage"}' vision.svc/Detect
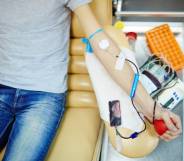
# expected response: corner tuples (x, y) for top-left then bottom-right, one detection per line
(115, 51), (126, 70)
(98, 39), (110, 50)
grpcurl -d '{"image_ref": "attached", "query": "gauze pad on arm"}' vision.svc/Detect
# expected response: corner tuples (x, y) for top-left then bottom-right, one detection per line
(99, 39), (110, 50)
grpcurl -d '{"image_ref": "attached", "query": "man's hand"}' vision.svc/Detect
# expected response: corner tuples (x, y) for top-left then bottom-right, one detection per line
(154, 105), (182, 141)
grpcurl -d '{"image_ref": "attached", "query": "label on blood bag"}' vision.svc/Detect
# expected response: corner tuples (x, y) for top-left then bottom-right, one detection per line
(140, 74), (157, 94)
(115, 51), (126, 70)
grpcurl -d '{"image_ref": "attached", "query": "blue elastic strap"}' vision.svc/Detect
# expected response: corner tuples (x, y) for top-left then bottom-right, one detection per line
(130, 73), (139, 98)
(81, 28), (104, 54)
(89, 28), (104, 40)
(81, 38), (93, 53)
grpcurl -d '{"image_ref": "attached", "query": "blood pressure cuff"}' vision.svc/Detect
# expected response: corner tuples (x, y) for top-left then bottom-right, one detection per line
(85, 48), (144, 131)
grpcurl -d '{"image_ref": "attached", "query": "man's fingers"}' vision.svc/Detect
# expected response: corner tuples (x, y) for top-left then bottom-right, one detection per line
(160, 134), (171, 142)
(162, 112), (178, 132)
(160, 133), (179, 142)
(170, 113), (182, 133)
(165, 130), (180, 137)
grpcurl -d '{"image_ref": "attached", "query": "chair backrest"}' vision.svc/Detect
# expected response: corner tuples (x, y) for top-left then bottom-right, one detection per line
(67, 0), (112, 108)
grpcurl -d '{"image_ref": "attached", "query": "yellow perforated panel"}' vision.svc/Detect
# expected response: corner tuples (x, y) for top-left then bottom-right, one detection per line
(146, 24), (184, 71)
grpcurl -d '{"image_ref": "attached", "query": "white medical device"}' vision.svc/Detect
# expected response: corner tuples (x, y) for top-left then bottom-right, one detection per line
(140, 56), (184, 110)
(157, 79), (184, 110)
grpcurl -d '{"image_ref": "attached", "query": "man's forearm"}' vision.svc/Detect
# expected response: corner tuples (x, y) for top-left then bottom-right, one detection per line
(74, 5), (157, 119)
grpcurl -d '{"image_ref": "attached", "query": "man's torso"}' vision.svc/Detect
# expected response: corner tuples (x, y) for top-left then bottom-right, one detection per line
(0, 0), (71, 93)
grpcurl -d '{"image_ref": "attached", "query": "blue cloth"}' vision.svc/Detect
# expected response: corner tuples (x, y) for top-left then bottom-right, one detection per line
(0, 84), (67, 161)
(0, 0), (91, 93)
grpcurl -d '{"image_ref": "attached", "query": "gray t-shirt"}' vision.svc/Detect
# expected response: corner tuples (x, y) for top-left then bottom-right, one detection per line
(0, 0), (91, 93)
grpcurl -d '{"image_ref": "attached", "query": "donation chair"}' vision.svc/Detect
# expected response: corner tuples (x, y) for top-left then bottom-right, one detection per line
(0, 0), (112, 161)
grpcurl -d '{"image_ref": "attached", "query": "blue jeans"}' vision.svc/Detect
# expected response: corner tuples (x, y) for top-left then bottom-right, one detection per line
(0, 84), (67, 161)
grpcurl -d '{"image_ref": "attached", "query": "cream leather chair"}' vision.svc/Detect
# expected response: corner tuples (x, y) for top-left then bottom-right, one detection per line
(0, 0), (112, 161)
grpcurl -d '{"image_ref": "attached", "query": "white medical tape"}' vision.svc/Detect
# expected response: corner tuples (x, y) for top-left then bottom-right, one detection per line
(115, 51), (126, 70)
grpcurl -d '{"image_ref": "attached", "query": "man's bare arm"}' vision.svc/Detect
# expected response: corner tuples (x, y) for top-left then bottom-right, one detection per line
(74, 5), (155, 118)
(73, 4), (182, 141)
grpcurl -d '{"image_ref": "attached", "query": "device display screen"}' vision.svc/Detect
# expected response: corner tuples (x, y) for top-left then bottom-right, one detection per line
(164, 97), (174, 107)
